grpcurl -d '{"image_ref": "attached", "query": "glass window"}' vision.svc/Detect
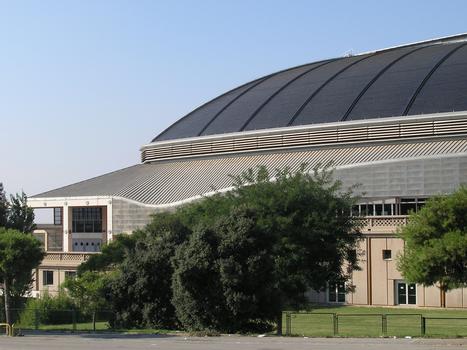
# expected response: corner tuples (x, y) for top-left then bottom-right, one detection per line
(328, 283), (346, 303)
(382, 249), (392, 260)
(72, 207), (103, 233)
(53, 208), (62, 225)
(400, 203), (417, 215)
(375, 204), (383, 216)
(397, 282), (416, 305)
(383, 204), (392, 216)
(64, 271), (76, 281)
(43, 270), (54, 286)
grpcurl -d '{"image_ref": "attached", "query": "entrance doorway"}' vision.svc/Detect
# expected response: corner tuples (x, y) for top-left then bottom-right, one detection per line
(396, 281), (417, 305)
(328, 283), (346, 303)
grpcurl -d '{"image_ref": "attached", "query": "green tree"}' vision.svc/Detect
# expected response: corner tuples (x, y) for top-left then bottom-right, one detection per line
(107, 213), (190, 329)
(172, 207), (278, 332)
(77, 231), (144, 274)
(174, 165), (361, 333)
(7, 191), (35, 233)
(398, 186), (467, 307)
(0, 228), (44, 324)
(0, 183), (8, 228)
(63, 271), (109, 331)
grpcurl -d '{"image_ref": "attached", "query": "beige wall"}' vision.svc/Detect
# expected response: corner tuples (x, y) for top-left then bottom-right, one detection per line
(36, 268), (77, 295)
(308, 235), (467, 308)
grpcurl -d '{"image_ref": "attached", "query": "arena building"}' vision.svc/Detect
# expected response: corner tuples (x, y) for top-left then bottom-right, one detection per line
(29, 34), (467, 308)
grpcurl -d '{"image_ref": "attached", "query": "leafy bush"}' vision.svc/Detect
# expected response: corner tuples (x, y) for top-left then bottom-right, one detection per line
(102, 165), (361, 333)
(172, 208), (277, 333)
(108, 213), (190, 329)
(18, 291), (79, 326)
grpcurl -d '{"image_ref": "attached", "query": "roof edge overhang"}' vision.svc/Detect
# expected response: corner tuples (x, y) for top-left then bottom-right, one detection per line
(141, 111), (467, 163)
(29, 151), (467, 209)
(28, 196), (113, 208)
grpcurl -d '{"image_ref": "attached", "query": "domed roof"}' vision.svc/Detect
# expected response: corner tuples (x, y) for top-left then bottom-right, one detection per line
(154, 36), (467, 142)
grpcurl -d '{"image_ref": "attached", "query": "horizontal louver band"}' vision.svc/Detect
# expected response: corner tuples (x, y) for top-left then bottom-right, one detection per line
(141, 115), (467, 163)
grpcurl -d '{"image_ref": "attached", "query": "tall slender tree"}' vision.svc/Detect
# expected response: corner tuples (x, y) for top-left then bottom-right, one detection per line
(7, 191), (35, 233)
(0, 183), (8, 228)
(0, 228), (44, 324)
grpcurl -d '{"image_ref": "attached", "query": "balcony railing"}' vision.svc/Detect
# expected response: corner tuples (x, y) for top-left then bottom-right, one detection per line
(40, 252), (97, 267)
(360, 216), (409, 234)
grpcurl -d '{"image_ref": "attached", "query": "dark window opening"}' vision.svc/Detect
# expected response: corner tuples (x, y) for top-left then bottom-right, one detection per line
(72, 207), (103, 233)
(43, 270), (54, 286)
(328, 283), (346, 303)
(64, 271), (76, 281)
(383, 249), (392, 260)
(400, 198), (428, 215)
(397, 282), (416, 305)
(53, 208), (62, 225)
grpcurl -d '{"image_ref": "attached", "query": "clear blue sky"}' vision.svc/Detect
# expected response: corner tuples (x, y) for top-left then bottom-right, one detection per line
(1, 0), (466, 196)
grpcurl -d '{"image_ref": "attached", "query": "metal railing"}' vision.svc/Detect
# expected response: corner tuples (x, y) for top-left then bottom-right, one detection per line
(284, 312), (467, 337)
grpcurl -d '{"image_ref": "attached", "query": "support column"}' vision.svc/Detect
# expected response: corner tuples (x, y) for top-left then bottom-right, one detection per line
(107, 200), (113, 244)
(63, 205), (69, 252)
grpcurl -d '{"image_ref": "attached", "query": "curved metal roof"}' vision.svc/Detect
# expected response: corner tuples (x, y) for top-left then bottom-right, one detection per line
(32, 138), (467, 205)
(154, 38), (467, 142)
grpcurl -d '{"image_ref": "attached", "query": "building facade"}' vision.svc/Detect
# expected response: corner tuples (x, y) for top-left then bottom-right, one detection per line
(29, 35), (467, 307)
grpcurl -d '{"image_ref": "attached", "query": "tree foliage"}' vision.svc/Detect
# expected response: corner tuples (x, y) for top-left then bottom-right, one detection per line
(0, 184), (35, 233)
(87, 165), (361, 332)
(171, 165), (361, 332)
(7, 192), (35, 233)
(63, 271), (109, 331)
(107, 213), (190, 329)
(172, 207), (277, 332)
(77, 231), (144, 274)
(0, 228), (44, 324)
(0, 183), (8, 228)
(398, 186), (467, 295)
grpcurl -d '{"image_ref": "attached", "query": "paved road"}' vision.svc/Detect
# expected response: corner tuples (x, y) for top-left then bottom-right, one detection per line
(0, 334), (466, 350)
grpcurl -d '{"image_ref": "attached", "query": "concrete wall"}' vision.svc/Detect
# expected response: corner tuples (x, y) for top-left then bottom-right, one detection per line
(112, 198), (162, 234)
(36, 268), (77, 295)
(334, 153), (467, 199)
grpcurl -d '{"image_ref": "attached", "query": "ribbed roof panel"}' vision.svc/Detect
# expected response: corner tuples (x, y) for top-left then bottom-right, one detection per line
(33, 139), (467, 205)
(153, 38), (467, 142)
(409, 44), (467, 115)
(346, 43), (459, 120)
(200, 64), (321, 136)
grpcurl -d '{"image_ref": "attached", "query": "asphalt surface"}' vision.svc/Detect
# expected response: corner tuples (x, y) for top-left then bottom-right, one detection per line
(0, 334), (466, 350)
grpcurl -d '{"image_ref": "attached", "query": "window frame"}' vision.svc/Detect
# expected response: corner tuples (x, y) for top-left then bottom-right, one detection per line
(382, 249), (392, 260)
(328, 282), (346, 303)
(42, 270), (54, 286)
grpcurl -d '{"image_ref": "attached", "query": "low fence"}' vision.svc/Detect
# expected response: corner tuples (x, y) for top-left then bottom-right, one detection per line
(1, 308), (115, 333)
(284, 312), (467, 337)
(1, 308), (466, 336)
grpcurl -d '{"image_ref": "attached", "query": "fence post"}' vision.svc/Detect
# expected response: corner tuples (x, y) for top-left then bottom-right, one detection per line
(421, 316), (426, 336)
(34, 309), (39, 330)
(333, 314), (338, 336)
(72, 309), (77, 333)
(382, 314), (387, 336)
(285, 313), (291, 336)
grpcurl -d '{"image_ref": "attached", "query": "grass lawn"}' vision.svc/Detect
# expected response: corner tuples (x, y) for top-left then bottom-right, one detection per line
(284, 305), (467, 337)
(12, 305), (466, 337)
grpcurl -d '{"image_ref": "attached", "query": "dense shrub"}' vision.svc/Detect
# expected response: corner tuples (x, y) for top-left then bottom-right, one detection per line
(172, 208), (277, 333)
(18, 291), (79, 326)
(101, 165), (361, 333)
(108, 213), (190, 329)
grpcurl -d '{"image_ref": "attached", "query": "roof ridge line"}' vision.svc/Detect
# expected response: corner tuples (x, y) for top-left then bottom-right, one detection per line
(356, 33), (467, 56)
